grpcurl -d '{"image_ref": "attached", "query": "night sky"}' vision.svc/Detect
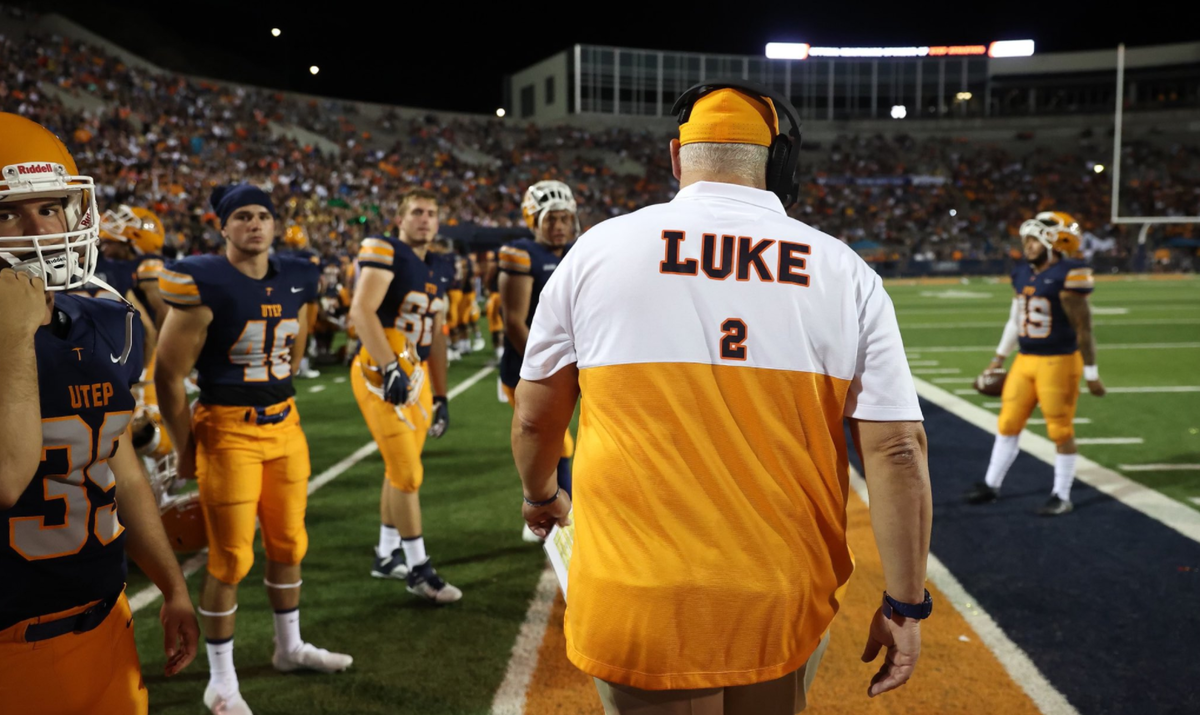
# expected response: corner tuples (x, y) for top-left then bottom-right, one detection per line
(30, 0), (1189, 114)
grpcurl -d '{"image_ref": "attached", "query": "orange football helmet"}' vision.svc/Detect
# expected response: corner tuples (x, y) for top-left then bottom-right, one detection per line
(160, 494), (206, 553)
(284, 224), (308, 249)
(0, 112), (101, 290)
(1020, 211), (1082, 255)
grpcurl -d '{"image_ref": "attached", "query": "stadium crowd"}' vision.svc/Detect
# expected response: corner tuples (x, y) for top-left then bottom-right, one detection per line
(2, 22), (1197, 268)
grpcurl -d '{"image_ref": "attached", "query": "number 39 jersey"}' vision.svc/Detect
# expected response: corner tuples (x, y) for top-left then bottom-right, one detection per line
(1012, 258), (1094, 356)
(356, 236), (448, 363)
(1, 295), (144, 629)
(159, 254), (320, 406)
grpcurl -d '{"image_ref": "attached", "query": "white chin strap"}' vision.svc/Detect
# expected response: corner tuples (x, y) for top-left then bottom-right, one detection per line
(86, 273), (136, 367)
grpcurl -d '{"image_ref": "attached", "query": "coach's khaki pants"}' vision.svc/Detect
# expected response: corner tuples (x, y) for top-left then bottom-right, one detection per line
(595, 631), (830, 715)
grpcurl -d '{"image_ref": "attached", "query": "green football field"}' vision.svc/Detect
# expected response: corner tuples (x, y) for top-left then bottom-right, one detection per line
(888, 274), (1200, 509)
(125, 274), (1199, 714)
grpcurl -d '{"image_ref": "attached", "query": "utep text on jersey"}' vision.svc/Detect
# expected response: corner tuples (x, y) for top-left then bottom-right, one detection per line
(1012, 258), (1094, 355)
(356, 236), (448, 363)
(498, 237), (571, 387)
(159, 254), (320, 405)
(0, 295), (145, 629)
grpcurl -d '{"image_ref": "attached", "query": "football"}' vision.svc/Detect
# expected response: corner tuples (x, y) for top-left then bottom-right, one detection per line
(974, 369), (1008, 397)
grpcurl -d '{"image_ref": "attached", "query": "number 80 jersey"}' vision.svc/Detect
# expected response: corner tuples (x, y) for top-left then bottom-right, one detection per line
(160, 254), (320, 405)
(356, 236), (449, 363)
(1012, 258), (1094, 356)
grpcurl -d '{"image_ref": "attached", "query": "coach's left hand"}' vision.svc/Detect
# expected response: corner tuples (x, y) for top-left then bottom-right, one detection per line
(523, 489), (572, 540)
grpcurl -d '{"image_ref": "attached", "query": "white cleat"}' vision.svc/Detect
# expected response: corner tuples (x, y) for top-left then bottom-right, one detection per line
(522, 524), (544, 543)
(472, 337), (486, 352)
(272, 641), (353, 673)
(204, 685), (253, 715)
(447, 348), (461, 362)
(297, 368), (321, 379)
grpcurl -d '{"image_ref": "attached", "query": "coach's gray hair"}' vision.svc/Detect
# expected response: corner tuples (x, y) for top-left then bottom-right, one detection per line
(679, 142), (768, 186)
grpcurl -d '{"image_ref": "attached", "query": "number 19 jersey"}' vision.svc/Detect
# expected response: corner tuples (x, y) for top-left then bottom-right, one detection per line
(159, 254), (320, 406)
(1012, 258), (1094, 356)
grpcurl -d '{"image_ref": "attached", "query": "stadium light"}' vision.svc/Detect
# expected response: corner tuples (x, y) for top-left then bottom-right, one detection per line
(271, 28), (281, 37)
(496, 108), (506, 118)
(766, 43), (810, 60)
(956, 91), (973, 101)
(1094, 164), (1106, 174)
(989, 40), (1035, 58)
(309, 65), (320, 75)
(890, 105), (907, 119)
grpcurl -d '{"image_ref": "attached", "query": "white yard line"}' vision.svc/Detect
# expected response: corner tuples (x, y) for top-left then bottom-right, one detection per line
(934, 377), (976, 384)
(1120, 464), (1200, 472)
(130, 366), (495, 614)
(308, 385), (326, 393)
(1029, 418), (1092, 425)
(1075, 438), (1144, 445)
(916, 377), (1200, 545)
(1105, 386), (1200, 393)
(908, 360), (940, 366)
(903, 319), (1200, 330)
(905, 343), (1200, 353)
(912, 368), (961, 375)
(849, 471), (1080, 715)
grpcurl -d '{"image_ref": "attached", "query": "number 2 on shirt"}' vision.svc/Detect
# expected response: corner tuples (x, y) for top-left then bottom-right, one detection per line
(720, 318), (748, 361)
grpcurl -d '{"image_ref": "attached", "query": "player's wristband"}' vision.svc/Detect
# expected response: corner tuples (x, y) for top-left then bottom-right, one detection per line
(523, 488), (560, 508)
(1084, 365), (1099, 381)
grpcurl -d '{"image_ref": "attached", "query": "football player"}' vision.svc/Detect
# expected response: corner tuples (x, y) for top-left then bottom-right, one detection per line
(967, 211), (1106, 515)
(277, 225), (322, 379)
(99, 204), (169, 330)
(485, 257), (504, 362)
(155, 184), (350, 715)
(444, 248), (465, 361)
(499, 181), (578, 541)
(348, 188), (461, 603)
(455, 249), (482, 355)
(0, 112), (199, 715)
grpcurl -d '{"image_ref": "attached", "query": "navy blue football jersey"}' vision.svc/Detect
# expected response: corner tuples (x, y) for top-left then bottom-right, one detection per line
(159, 254), (320, 406)
(0, 295), (144, 629)
(1012, 258), (1095, 356)
(355, 236), (448, 363)
(497, 238), (571, 387)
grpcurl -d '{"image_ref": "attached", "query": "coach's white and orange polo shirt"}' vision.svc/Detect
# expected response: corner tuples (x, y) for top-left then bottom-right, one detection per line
(521, 181), (923, 691)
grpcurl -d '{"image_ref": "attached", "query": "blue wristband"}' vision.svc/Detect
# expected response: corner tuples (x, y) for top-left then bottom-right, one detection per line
(523, 488), (560, 508)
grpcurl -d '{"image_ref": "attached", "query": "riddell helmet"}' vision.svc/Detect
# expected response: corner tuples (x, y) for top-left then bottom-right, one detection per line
(521, 180), (578, 231)
(160, 493), (207, 553)
(284, 224), (308, 250)
(102, 205), (164, 255)
(0, 112), (101, 290)
(1020, 211), (1082, 255)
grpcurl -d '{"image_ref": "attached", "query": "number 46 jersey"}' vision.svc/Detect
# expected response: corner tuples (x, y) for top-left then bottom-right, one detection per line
(159, 254), (320, 405)
(1012, 258), (1094, 356)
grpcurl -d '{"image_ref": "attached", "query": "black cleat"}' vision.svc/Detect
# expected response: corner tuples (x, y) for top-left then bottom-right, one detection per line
(1036, 495), (1074, 516)
(965, 482), (1000, 505)
(370, 547), (408, 579)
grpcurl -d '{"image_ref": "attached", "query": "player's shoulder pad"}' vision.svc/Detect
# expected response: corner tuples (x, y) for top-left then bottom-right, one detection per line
(498, 238), (536, 274)
(357, 235), (400, 269)
(135, 253), (165, 281)
(159, 255), (225, 307)
(1062, 259), (1095, 291)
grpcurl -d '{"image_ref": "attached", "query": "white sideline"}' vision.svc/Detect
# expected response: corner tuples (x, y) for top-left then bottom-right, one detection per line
(489, 566), (560, 715)
(129, 366), (495, 614)
(907, 342), (1200, 353)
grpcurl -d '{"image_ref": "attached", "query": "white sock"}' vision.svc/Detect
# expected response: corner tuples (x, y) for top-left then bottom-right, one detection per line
(402, 536), (427, 566)
(300, 357), (310, 373)
(378, 525), (400, 557)
(206, 638), (238, 695)
(984, 435), (1021, 489)
(495, 347), (503, 359)
(1053, 453), (1078, 501)
(273, 608), (302, 655)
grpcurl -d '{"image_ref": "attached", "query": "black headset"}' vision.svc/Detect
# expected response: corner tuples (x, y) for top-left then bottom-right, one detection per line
(671, 79), (803, 208)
